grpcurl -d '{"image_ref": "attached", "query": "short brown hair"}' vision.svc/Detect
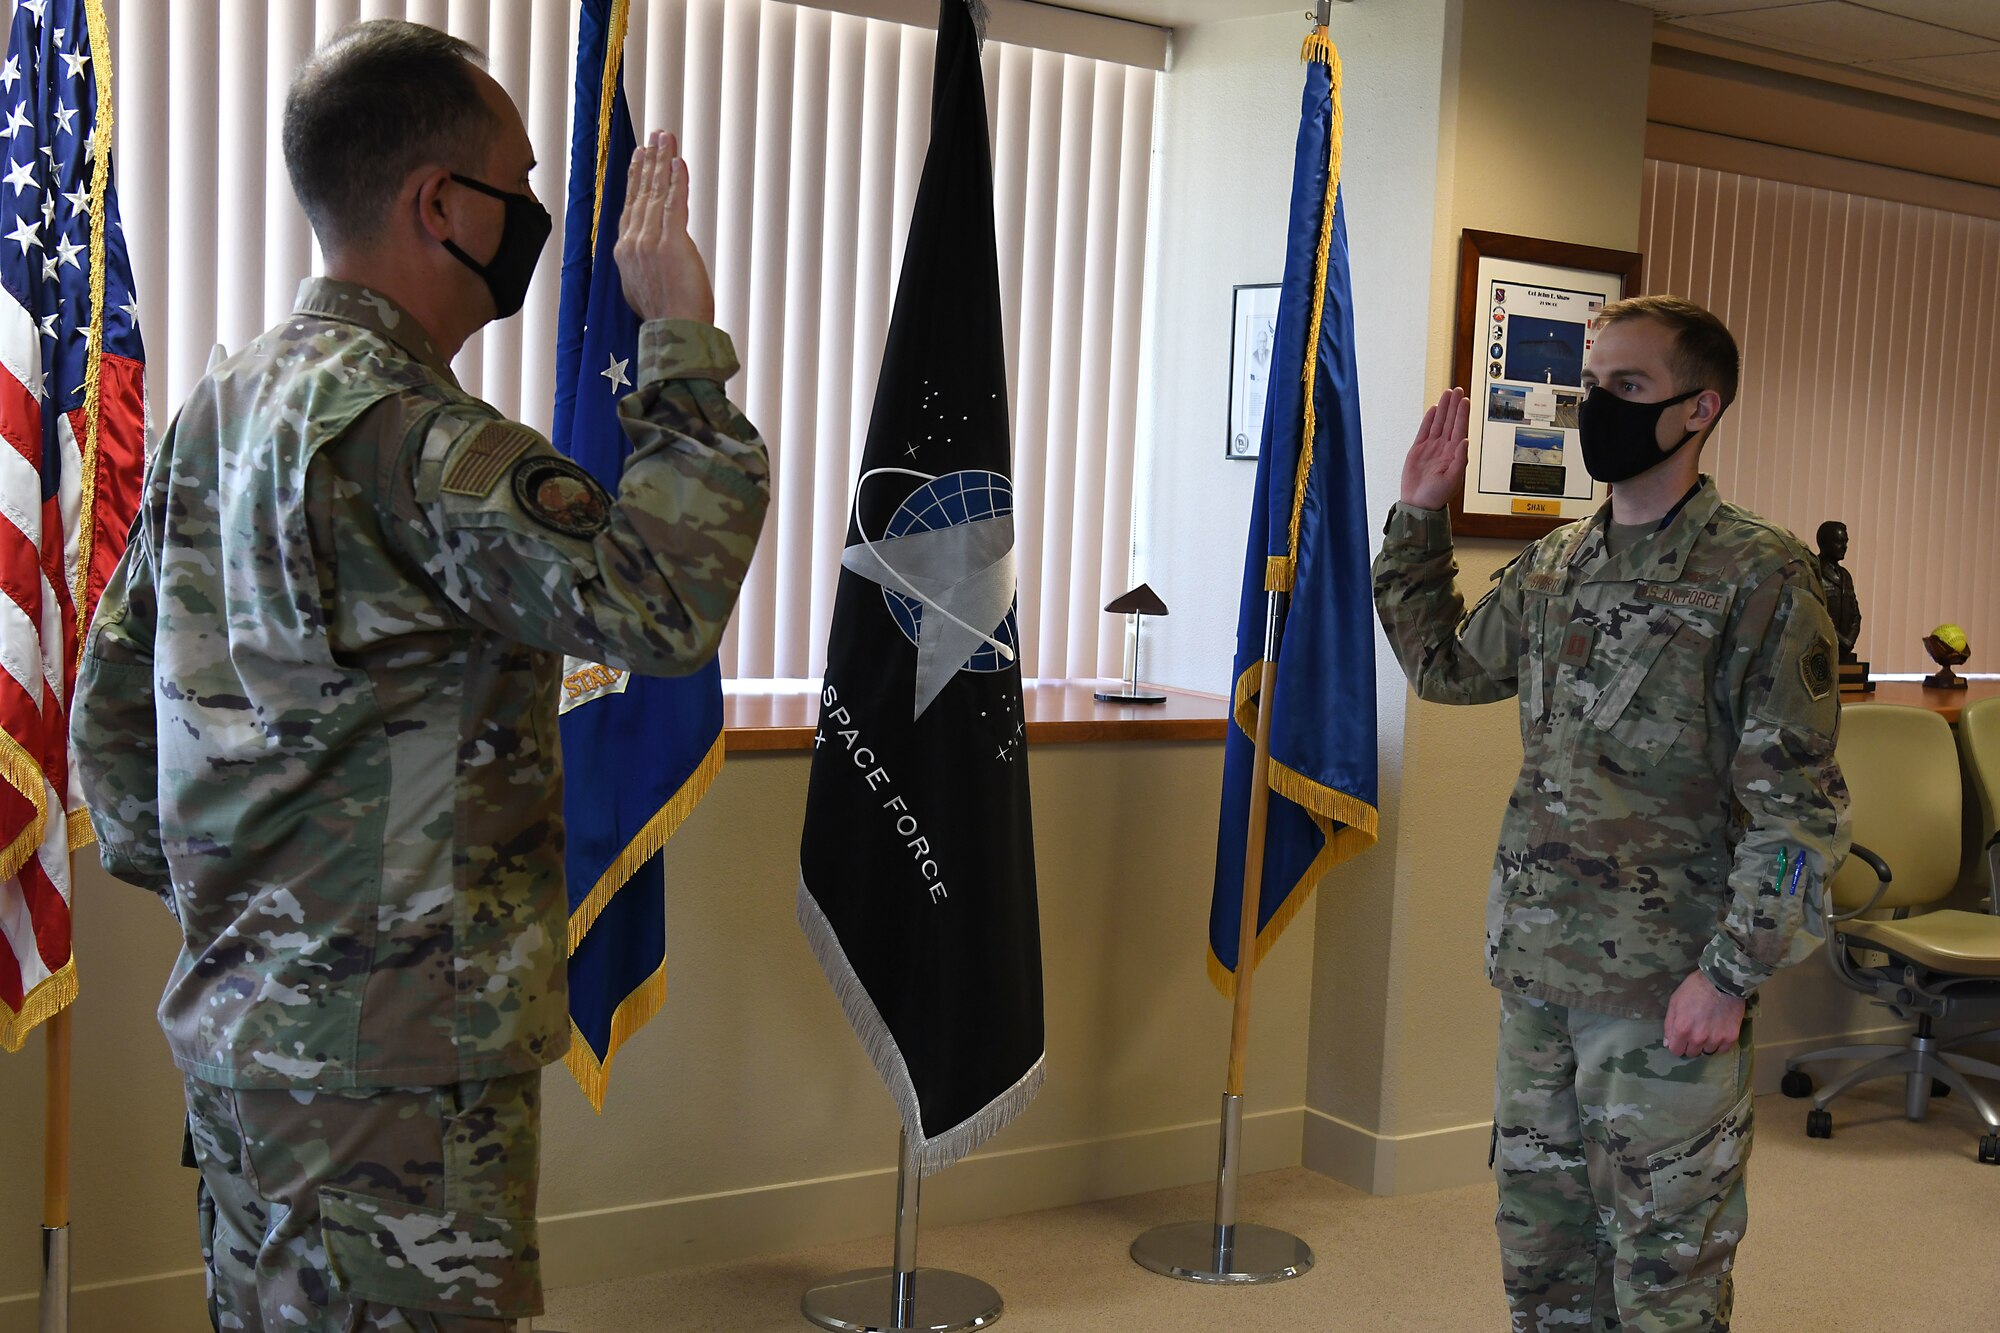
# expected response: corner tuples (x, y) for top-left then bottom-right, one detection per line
(283, 20), (497, 251)
(1595, 294), (1740, 412)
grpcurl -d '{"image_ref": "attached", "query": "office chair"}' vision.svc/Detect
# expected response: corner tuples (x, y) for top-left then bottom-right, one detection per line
(1779, 704), (2000, 1164)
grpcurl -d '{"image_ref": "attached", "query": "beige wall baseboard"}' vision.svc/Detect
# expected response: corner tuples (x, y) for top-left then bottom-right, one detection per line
(1302, 1107), (1492, 1197)
(539, 1107), (1305, 1290)
(0, 1269), (209, 1333)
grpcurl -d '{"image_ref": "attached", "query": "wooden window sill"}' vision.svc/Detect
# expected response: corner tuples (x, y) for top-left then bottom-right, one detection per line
(722, 679), (1229, 752)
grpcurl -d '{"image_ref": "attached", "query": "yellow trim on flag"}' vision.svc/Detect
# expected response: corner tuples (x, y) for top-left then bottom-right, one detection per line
(0, 959), (77, 1054)
(565, 731), (725, 955)
(68, 808), (96, 852)
(588, 0), (632, 258)
(71, 0), (116, 662)
(1209, 661), (1379, 999)
(563, 964), (666, 1112)
(0, 732), (48, 883)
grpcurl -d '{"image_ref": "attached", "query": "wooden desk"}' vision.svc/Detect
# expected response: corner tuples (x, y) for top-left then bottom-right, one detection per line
(723, 679), (1230, 752)
(1840, 678), (2000, 725)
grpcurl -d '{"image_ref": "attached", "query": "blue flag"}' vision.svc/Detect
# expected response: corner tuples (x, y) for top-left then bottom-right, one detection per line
(1210, 33), (1378, 993)
(553, 0), (725, 1108)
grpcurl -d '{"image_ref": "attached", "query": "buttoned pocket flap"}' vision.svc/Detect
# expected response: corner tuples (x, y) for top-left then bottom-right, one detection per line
(1589, 607), (1686, 728)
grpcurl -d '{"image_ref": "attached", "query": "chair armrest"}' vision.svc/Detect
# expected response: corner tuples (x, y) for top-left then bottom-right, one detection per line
(1830, 843), (1892, 923)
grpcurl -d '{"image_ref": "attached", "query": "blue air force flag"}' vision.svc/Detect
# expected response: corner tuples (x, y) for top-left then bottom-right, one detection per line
(798, 0), (1044, 1178)
(1210, 30), (1379, 993)
(551, 0), (725, 1109)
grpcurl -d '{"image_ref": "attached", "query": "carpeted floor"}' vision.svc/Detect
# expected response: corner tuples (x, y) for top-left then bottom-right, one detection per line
(540, 1080), (2000, 1331)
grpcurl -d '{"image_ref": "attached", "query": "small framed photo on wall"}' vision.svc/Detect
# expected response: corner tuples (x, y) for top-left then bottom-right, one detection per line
(1451, 230), (1644, 539)
(1226, 282), (1281, 460)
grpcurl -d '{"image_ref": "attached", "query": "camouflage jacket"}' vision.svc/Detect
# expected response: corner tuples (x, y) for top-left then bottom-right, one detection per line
(72, 278), (769, 1088)
(1373, 478), (1850, 1017)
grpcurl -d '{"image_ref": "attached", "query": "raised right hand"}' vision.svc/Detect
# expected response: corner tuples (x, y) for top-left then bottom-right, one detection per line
(1401, 387), (1470, 511)
(614, 130), (715, 325)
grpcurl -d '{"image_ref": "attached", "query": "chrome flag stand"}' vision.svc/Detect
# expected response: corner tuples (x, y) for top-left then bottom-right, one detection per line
(1130, 593), (1313, 1285)
(802, 1130), (1003, 1332)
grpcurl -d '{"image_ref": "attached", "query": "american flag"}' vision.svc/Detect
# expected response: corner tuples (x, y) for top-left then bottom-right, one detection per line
(0, 0), (145, 1052)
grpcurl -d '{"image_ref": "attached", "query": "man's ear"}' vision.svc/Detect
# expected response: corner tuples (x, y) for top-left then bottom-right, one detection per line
(1688, 387), (1725, 432)
(411, 168), (455, 245)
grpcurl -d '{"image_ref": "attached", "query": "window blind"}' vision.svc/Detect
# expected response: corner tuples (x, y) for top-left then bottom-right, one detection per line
(47, 0), (1156, 681)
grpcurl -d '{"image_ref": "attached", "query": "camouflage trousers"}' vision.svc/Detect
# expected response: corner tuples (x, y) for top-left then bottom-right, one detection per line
(182, 1071), (543, 1331)
(1493, 993), (1754, 1333)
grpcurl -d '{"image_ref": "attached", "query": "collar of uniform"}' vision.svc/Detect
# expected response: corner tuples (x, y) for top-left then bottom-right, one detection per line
(1574, 475), (1722, 586)
(292, 278), (458, 386)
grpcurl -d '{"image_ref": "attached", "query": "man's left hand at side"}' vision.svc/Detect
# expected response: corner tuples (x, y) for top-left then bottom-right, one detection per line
(1663, 970), (1746, 1058)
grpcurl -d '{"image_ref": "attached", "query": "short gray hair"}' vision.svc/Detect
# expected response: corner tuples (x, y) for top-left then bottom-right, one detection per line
(282, 20), (498, 251)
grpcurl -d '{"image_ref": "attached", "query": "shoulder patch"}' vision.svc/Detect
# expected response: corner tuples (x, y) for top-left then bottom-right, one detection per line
(1799, 635), (1835, 702)
(441, 421), (540, 498)
(512, 456), (612, 538)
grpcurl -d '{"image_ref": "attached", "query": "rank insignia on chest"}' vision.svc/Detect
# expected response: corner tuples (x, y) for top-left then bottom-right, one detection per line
(1800, 636), (1835, 701)
(1559, 620), (1597, 670)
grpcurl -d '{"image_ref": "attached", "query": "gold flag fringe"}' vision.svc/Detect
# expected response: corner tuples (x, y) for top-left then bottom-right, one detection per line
(563, 965), (666, 1112)
(0, 960), (77, 1054)
(71, 0), (116, 665)
(566, 732), (725, 955)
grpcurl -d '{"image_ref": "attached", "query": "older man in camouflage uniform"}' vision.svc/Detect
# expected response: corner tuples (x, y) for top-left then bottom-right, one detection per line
(71, 21), (767, 1332)
(1375, 296), (1848, 1332)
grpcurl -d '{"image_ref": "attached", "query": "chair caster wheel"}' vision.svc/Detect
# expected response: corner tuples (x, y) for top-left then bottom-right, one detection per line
(1806, 1109), (1833, 1139)
(1781, 1070), (1813, 1099)
(1933, 1079), (1951, 1098)
(1979, 1134), (2000, 1166)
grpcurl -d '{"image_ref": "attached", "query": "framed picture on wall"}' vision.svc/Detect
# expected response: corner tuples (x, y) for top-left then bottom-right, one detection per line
(1451, 230), (1644, 539)
(1226, 282), (1281, 460)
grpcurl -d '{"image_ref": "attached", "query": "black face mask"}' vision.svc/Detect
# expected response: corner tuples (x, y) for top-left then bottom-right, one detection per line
(443, 174), (552, 319)
(1577, 385), (1701, 484)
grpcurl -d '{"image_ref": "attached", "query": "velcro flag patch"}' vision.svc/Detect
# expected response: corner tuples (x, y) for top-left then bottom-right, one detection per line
(442, 422), (541, 498)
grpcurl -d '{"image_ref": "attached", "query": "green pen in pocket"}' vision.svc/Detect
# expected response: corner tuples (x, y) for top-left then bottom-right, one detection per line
(1775, 847), (1788, 893)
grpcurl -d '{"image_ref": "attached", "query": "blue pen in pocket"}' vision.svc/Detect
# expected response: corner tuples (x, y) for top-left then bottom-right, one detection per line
(1789, 851), (1806, 897)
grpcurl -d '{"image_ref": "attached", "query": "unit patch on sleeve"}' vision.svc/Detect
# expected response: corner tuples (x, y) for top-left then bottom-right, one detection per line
(512, 456), (612, 538)
(1799, 635), (1835, 702)
(441, 421), (540, 498)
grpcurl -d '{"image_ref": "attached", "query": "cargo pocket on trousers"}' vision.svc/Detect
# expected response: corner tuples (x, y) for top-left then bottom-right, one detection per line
(319, 1186), (540, 1320)
(1631, 1090), (1753, 1293)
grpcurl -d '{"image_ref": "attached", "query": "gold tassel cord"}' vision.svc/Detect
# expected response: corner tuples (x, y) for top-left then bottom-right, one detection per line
(70, 0), (117, 664)
(1272, 33), (1344, 596)
(588, 0), (633, 257)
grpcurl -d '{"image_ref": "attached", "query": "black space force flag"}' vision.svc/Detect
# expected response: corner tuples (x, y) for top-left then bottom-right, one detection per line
(798, 0), (1044, 1177)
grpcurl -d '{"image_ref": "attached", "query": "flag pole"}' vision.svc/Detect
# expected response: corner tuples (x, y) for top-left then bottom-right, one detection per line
(800, 1129), (1004, 1332)
(1130, 593), (1314, 1285)
(41, 877), (73, 1333)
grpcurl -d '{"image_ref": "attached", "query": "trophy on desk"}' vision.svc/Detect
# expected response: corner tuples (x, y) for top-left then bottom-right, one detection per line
(1816, 521), (1873, 693)
(1095, 583), (1169, 705)
(1923, 623), (1972, 691)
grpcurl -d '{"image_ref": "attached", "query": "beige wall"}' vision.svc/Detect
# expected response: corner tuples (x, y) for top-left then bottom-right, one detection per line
(0, 741), (1317, 1331)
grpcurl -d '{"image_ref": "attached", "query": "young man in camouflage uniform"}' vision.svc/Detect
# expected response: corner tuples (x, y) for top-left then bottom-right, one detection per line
(71, 21), (768, 1331)
(1374, 296), (1849, 1332)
